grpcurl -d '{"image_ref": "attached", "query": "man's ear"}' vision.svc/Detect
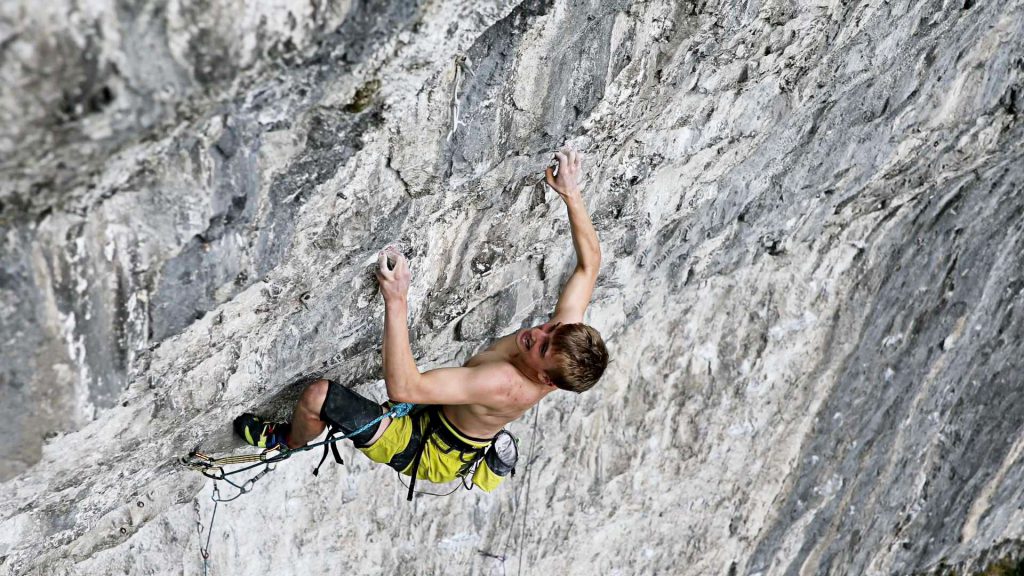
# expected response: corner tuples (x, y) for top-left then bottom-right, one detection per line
(539, 372), (556, 388)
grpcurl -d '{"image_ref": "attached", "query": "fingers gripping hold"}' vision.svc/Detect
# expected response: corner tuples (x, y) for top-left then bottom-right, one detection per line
(560, 146), (584, 166)
(545, 147), (584, 200)
(377, 247), (405, 275)
(376, 246), (411, 301)
(554, 151), (569, 174)
(377, 251), (392, 277)
(544, 164), (558, 189)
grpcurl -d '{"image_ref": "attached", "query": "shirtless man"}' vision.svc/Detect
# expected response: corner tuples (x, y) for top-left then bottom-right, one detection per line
(234, 148), (608, 494)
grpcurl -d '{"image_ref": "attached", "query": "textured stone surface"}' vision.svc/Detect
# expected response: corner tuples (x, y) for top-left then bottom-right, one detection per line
(2, 0), (1023, 574)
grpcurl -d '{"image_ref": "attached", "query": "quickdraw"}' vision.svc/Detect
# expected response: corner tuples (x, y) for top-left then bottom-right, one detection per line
(181, 402), (416, 574)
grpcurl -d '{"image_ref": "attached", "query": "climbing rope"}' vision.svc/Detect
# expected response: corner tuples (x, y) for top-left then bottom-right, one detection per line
(471, 403), (540, 575)
(181, 402), (415, 481)
(182, 402), (416, 574)
(515, 403), (541, 576)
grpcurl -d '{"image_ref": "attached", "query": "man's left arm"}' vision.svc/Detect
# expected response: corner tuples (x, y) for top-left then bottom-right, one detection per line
(546, 149), (602, 325)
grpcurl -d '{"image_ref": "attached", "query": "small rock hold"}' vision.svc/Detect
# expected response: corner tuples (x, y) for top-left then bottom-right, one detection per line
(214, 125), (239, 158)
(344, 79), (381, 113)
(942, 334), (957, 351)
(759, 233), (785, 256)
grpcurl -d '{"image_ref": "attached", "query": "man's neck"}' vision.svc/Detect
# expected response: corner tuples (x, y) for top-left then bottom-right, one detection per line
(508, 353), (554, 394)
(505, 351), (532, 379)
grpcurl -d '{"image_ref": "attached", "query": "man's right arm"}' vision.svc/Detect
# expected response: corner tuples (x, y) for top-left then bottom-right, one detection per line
(376, 248), (512, 405)
(546, 149), (601, 324)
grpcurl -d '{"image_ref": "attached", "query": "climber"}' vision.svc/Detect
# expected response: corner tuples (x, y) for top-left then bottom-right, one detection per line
(234, 148), (608, 493)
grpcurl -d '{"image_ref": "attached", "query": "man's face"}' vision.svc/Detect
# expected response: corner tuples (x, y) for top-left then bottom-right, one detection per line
(517, 322), (562, 382)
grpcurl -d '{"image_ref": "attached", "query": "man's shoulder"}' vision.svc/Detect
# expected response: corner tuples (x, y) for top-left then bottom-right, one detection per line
(462, 358), (535, 399)
(463, 357), (520, 382)
(463, 347), (510, 368)
(444, 363), (543, 431)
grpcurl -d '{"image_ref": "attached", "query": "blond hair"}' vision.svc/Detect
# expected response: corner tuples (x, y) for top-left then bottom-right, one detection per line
(546, 323), (608, 393)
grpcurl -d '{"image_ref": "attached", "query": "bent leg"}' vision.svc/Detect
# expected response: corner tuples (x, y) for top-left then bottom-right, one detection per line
(288, 379), (390, 449)
(318, 380), (390, 447)
(287, 379), (330, 448)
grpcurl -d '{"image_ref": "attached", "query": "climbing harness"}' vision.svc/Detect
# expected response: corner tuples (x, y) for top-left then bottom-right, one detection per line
(403, 406), (479, 501)
(397, 405), (520, 501)
(181, 402), (416, 575)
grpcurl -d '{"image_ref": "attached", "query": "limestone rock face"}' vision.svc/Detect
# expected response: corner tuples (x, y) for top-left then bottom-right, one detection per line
(2, 0), (1023, 574)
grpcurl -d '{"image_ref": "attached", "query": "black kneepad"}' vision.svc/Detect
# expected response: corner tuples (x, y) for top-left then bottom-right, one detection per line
(319, 380), (385, 447)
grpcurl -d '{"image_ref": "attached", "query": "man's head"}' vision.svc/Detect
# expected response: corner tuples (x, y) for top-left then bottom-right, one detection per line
(516, 322), (609, 392)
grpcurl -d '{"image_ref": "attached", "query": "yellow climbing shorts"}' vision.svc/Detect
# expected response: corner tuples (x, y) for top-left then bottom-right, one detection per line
(359, 406), (508, 492)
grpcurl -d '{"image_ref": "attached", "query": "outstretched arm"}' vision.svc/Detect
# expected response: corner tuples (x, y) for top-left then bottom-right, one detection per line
(545, 149), (601, 324)
(375, 247), (506, 404)
(375, 248), (419, 401)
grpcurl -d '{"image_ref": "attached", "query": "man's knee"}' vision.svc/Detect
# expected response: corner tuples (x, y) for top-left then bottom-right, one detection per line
(299, 379), (330, 415)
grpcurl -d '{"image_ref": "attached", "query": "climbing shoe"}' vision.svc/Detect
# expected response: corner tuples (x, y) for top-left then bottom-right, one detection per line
(233, 413), (291, 449)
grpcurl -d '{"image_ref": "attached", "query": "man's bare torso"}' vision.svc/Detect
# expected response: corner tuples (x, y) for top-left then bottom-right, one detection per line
(442, 330), (549, 438)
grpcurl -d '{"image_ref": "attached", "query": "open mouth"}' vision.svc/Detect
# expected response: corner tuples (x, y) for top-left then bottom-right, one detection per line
(521, 331), (533, 350)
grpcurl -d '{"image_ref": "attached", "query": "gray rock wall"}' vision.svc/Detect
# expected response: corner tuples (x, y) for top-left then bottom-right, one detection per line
(1, 0), (1022, 574)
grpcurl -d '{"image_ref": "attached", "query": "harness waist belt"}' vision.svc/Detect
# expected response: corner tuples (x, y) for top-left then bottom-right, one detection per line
(429, 406), (494, 454)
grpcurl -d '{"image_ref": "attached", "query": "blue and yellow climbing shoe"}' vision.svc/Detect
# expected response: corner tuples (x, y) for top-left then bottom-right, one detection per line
(233, 413), (291, 449)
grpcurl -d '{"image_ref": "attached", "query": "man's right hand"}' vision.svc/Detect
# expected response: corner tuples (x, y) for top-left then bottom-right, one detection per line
(376, 246), (410, 303)
(545, 148), (584, 203)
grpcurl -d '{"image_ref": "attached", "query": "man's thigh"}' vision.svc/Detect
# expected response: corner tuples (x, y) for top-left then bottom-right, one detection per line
(319, 380), (385, 447)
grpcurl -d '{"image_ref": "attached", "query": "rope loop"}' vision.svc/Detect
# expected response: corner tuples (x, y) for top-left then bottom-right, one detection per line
(201, 467), (225, 480)
(259, 446), (289, 463)
(389, 402), (416, 419)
